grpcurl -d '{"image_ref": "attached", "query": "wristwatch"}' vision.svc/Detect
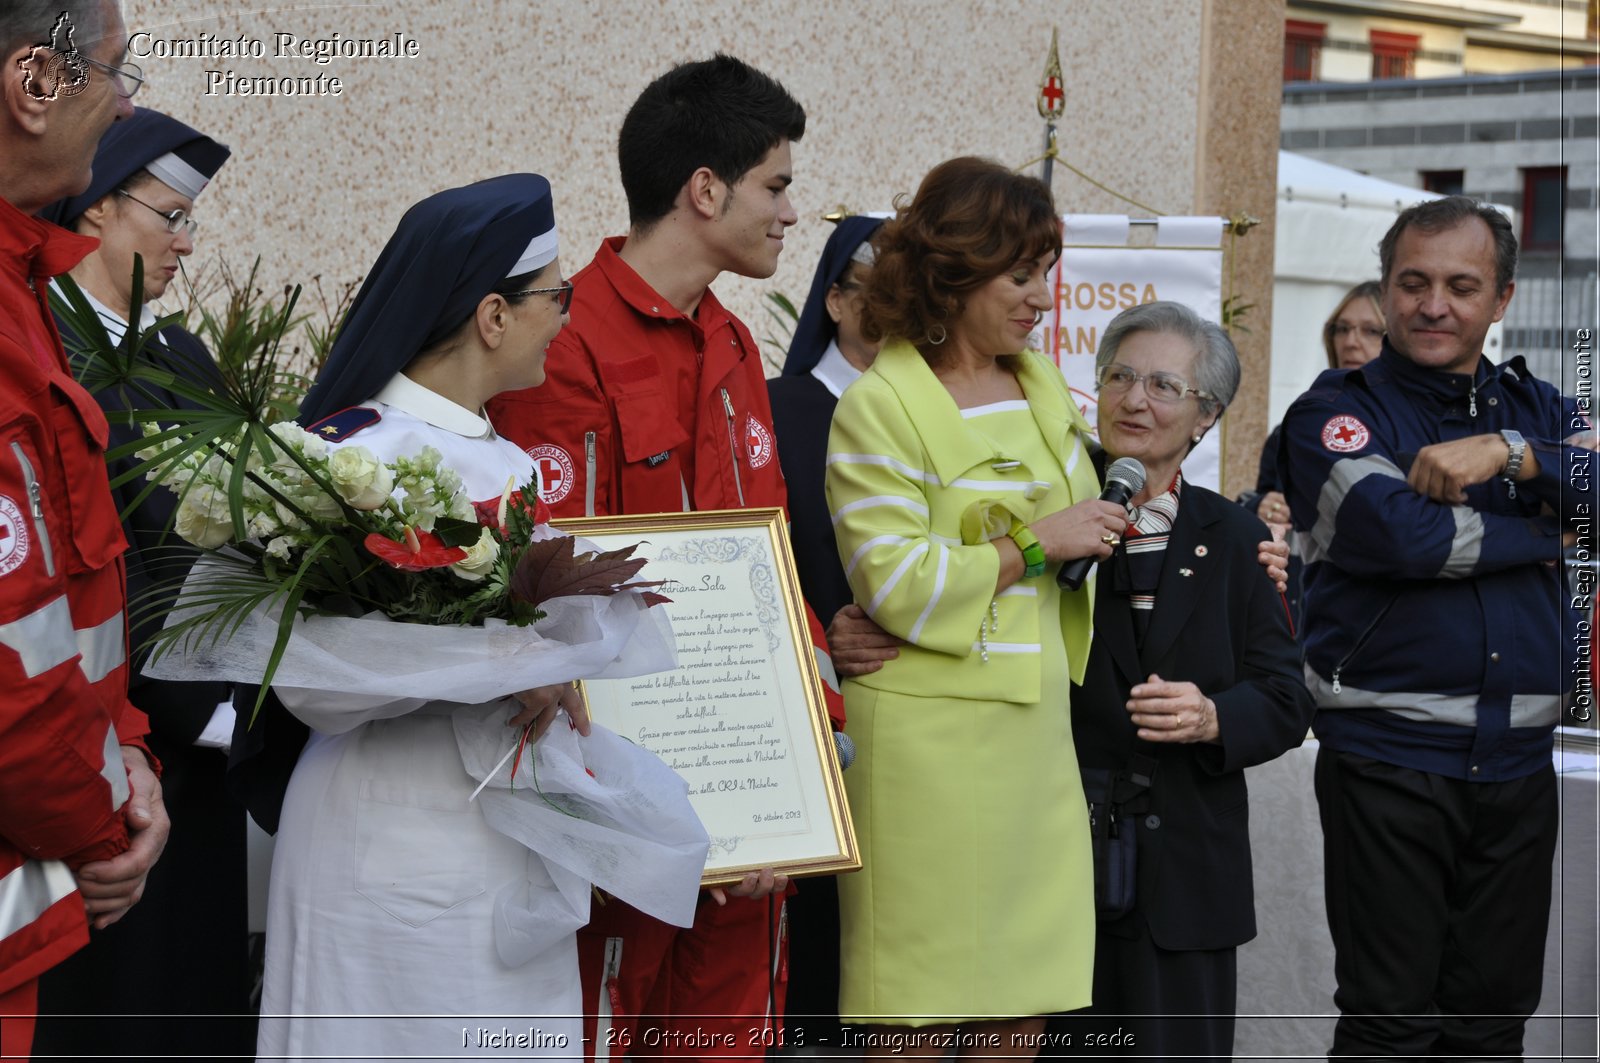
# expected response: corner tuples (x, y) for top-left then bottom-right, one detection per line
(1500, 429), (1526, 480)
(1007, 519), (1047, 579)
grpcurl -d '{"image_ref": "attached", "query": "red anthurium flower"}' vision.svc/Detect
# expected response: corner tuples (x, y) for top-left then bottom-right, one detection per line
(363, 529), (468, 571)
(471, 489), (550, 531)
(471, 497), (502, 529)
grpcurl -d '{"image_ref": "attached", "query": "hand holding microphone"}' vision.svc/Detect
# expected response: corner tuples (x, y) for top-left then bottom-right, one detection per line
(1054, 457), (1146, 592)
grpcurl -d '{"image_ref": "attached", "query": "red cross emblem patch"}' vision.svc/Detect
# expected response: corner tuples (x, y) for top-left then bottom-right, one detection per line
(745, 415), (774, 469)
(1321, 415), (1371, 453)
(0, 495), (30, 577)
(527, 444), (575, 504)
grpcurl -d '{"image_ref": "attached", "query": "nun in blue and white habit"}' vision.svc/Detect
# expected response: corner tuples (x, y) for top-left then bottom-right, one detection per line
(256, 176), (705, 1062)
(34, 109), (254, 1061)
(766, 214), (885, 623)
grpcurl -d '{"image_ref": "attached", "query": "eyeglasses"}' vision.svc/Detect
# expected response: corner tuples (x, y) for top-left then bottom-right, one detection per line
(507, 281), (574, 314)
(118, 190), (196, 236)
(1096, 363), (1213, 404)
(78, 54), (144, 98)
(1330, 323), (1384, 340)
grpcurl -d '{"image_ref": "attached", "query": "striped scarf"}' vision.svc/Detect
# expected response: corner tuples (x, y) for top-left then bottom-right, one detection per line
(1112, 472), (1182, 646)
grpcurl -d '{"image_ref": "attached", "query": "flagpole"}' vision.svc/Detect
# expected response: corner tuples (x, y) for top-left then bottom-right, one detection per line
(1037, 28), (1065, 187)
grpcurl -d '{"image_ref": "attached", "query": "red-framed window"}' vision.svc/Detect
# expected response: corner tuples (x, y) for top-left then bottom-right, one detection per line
(1370, 30), (1420, 80)
(1285, 20), (1326, 82)
(1521, 167), (1566, 253)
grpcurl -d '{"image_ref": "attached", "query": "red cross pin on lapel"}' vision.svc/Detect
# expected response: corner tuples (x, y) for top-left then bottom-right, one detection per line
(1194, 545), (1208, 558)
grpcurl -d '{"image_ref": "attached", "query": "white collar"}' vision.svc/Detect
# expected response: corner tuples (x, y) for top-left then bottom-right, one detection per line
(810, 340), (863, 399)
(373, 373), (494, 439)
(48, 280), (158, 346)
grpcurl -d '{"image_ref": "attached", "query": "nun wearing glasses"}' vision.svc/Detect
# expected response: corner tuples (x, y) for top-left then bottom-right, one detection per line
(256, 175), (704, 1060)
(35, 107), (254, 1059)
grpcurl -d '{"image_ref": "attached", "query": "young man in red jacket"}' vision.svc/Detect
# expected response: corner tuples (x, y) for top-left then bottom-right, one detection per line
(488, 54), (840, 1061)
(0, 2), (168, 1055)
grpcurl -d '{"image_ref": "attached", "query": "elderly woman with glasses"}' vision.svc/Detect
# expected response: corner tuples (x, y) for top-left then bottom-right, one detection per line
(1068, 300), (1314, 1062)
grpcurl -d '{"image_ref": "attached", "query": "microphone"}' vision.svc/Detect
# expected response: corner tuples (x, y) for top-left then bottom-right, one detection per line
(833, 731), (856, 771)
(1057, 457), (1146, 592)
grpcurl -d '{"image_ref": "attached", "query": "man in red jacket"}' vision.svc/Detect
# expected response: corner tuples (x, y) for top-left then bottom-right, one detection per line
(489, 54), (837, 1062)
(0, 3), (167, 1054)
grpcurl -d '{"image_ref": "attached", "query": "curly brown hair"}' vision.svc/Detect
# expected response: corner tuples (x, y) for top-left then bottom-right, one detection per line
(860, 157), (1061, 361)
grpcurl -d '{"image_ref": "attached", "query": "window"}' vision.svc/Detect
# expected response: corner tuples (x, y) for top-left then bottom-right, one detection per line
(1370, 30), (1419, 80)
(1421, 170), (1465, 196)
(1521, 167), (1566, 253)
(1284, 20), (1325, 82)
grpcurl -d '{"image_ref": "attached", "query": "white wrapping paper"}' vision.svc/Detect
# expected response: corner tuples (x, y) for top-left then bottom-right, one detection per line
(145, 561), (708, 935)
(455, 704), (709, 948)
(145, 558), (678, 704)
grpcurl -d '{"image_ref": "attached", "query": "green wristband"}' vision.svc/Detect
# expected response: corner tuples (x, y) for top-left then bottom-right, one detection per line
(1008, 520), (1047, 579)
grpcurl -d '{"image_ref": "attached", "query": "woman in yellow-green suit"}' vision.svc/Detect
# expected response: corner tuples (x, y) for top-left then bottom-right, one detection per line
(825, 157), (1128, 1055)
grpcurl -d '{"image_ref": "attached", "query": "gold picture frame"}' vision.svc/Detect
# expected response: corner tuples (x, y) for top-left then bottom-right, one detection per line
(556, 507), (860, 887)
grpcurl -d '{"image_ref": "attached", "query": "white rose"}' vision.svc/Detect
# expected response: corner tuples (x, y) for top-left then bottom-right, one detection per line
(173, 484), (236, 549)
(269, 420), (326, 460)
(328, 446), (395, 510)
(245, 508), (281, 540)
(450, 527), (501, 582)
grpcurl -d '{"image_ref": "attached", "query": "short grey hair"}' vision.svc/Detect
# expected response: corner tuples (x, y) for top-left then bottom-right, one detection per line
(1, 3), (110, 65)
(1379, 195), (1517, 296)
(1094, 300), (1240, 416)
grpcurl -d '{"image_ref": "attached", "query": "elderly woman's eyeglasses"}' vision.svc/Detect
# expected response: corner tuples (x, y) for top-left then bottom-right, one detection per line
(1096, 364), (1212, 404)
(78, 55), (145, 98)
(507, 281), (574, 314)
(117, 190), (197, 236)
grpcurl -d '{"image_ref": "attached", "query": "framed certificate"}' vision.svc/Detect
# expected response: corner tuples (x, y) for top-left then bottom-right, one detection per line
(556, 508), (860, 886)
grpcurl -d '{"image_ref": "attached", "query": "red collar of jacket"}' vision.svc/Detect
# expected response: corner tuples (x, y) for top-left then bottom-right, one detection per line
(589, 235), (738, 351)
(0, 194), (99, 288)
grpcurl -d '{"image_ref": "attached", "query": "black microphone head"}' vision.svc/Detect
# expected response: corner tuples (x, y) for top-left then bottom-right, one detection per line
(1103, 457), (1147, 505)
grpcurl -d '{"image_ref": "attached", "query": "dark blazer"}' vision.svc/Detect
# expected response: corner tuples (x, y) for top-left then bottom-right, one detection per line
(1071, 479), (1314, 952)
(767, 373), (853, 624)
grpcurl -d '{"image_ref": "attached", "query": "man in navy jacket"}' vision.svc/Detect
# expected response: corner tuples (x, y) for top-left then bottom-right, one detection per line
(1281, 196), (1587, 1060)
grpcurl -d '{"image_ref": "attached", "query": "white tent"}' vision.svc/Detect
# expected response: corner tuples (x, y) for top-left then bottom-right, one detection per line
(1270, 151), (1441, 423)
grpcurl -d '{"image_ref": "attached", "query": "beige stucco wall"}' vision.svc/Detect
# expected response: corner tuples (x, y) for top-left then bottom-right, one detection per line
(121, 0), (1281, 493)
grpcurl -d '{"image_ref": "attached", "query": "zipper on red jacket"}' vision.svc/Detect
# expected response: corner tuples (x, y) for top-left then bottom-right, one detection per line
(720, 387), (745, 507)
(12, 441), (55, 578)
(583, 431), (596, 517)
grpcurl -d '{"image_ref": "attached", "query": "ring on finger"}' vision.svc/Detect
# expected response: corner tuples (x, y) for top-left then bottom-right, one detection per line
(1100, 532), (1120, 546)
